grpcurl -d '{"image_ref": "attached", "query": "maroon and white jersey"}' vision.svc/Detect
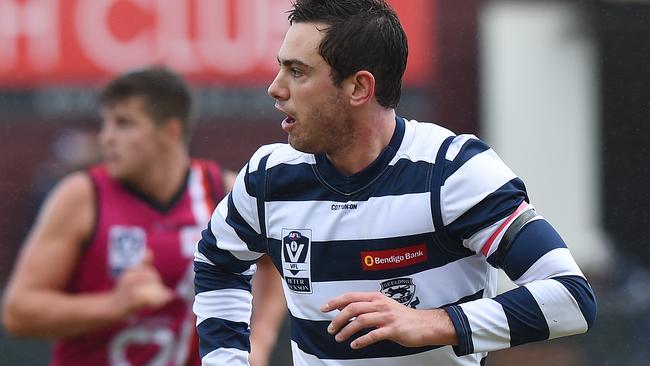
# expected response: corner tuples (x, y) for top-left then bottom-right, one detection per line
(51, 159), (225, 366)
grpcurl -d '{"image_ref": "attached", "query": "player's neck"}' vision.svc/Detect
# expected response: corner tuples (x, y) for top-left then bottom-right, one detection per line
(129, 147), (191, 204)
(326, 109), (396, 176)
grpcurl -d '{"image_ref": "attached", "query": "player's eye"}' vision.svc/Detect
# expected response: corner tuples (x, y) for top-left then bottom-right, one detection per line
(290, 68), (303, 78)
(115, 117), (134, 128)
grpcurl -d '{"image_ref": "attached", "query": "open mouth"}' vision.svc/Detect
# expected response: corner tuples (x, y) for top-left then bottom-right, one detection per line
(281, 113), (297, 132)
(275, 104), (296, 131)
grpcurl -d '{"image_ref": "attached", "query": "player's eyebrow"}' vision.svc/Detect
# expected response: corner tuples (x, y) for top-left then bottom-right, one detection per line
(277, 57), (312, 70)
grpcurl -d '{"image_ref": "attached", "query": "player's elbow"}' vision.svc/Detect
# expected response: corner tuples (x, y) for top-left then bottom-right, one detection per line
(2, 296), (28, 337)
(571, 278), (597, 332)
(1, 291), (43, 338)
(581, 284), (597, 331)
(552, 275), (597, 333)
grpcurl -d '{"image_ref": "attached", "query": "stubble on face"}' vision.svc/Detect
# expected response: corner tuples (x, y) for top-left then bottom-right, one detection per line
(288, 89), (354, 155)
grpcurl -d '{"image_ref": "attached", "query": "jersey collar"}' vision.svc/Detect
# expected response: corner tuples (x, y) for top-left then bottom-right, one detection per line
(314, 116), (405, 196)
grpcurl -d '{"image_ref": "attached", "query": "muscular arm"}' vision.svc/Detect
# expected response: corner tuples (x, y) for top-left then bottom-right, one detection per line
(1, 172), (171, 339)
(2, 173), (118, 338)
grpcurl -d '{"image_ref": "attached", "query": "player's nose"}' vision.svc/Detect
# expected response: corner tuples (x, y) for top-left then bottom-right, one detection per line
(98, 121), (114, 146)
(268, 72), (288, 101)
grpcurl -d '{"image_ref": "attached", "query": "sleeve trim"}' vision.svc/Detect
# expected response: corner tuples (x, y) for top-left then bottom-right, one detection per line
(444, 305), (474, 356)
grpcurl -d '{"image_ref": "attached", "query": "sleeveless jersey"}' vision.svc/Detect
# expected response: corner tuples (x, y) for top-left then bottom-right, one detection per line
(51, 159), (225, 366)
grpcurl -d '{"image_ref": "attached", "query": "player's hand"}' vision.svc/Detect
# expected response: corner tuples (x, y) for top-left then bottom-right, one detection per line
(112, 249), (174, 317)
(320, 292), (457, 349)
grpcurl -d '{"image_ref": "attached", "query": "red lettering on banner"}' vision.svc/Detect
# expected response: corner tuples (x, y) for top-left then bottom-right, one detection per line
(0, 0), (436, 87)
(361, 244), (428, 271)
(0, 0), (60, 73)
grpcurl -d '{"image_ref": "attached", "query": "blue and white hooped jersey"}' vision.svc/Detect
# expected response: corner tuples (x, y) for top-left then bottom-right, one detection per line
(194, 117), (596, 365)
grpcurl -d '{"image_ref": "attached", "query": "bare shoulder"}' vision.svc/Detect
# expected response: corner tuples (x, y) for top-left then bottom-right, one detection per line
(32, 171), (95, 245)
(6, 171), (96, 293)
(53, 171), (94, 204)
(222, 169), (238, 193)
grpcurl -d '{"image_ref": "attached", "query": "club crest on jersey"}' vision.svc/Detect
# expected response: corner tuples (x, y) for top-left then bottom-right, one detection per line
(380, 278), (420, 308)
(281, 229), (312, 294)
(108, 225), (147, 277)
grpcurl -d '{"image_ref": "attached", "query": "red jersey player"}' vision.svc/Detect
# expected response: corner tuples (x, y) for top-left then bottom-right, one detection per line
(2, 67), (286, 366)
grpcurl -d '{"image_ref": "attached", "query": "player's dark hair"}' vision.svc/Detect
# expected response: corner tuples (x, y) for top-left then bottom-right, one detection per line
(288, 0), (408, 109)
(99, 67), (196, 144)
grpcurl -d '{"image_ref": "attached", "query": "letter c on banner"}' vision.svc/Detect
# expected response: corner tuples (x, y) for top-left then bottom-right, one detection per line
(76, 0), (155, 72)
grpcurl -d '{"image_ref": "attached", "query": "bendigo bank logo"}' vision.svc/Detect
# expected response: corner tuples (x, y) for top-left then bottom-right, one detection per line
(281, 229), (312, 294)
(361, 244), (428, 271)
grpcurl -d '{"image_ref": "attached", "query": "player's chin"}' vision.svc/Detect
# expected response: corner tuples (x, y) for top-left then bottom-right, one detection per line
(287, 129), (314, 150)
(288, 137), (317, 154)
(287, 135), (303, 150)
(105, 162), (128, 180)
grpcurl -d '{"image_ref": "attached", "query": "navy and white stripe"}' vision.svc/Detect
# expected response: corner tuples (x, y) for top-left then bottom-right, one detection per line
(194, 118), (596, 365)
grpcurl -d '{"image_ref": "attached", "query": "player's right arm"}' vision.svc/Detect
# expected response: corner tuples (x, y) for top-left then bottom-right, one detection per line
(1, 172), (171, 339)
(194, 146), (280, 366)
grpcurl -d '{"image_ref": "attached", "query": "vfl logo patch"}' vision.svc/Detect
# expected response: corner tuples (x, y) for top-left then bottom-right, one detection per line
(361, 244), (427, 271)
(108, 225), (147, 277)
(380, 278), (420, 308)
(281, 229), (312, 294)
(179, 225), (203, 258)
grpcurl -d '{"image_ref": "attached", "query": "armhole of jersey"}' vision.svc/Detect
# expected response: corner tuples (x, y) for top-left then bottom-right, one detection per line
(256, 155), (270, 254)
(81, 170), (99, 252)
(204, 161), (225, 203)
(430, 135), (457, 252)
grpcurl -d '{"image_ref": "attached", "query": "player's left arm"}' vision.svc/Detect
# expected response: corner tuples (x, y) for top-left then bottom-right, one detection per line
(438, 136), (596, 355)
(323, 136), (596, 353)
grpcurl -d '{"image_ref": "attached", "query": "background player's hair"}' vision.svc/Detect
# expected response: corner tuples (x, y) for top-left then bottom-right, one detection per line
(99, 67), (196, 143)
(288, 0), (408, 109)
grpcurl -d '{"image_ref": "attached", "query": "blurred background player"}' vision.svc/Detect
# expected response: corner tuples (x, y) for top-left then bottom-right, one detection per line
(1, 67), (285, 366)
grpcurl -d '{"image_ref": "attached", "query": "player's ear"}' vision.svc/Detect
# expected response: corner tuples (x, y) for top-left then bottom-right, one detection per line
(163, 118), (184, 142)
(344, 70), (375, 107)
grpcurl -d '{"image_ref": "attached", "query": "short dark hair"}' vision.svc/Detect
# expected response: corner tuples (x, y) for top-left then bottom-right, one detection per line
(288, 0), (408, 109)
(99, 67), (196, 143)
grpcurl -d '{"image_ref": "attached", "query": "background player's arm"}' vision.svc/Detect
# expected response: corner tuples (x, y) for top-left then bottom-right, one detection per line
(222, 169), (238, 193)
(1, 172), (171, 339)
(249, 255), (286, 366)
